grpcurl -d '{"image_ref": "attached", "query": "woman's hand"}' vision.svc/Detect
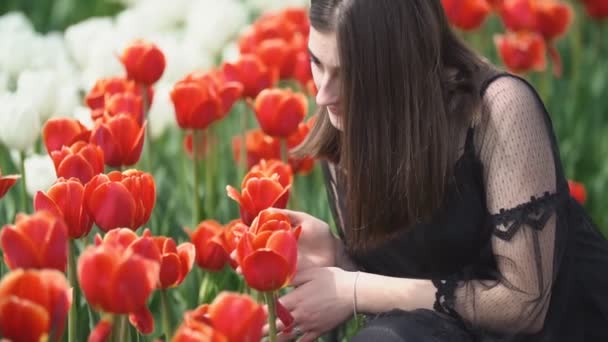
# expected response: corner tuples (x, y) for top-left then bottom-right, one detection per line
(275, 267), (357, 342)
(268, 209), (339, 272)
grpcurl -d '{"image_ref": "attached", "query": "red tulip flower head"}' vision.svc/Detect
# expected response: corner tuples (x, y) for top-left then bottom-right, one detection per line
(441, 0), (492, 30)
(581, 0), (608, 20)
(232, 128), (281, 169)
(235, 209), (301, 291)
(226, 170), (291, 225)
(187, 220), (231, 272)
(0, 269), (71, 342)
(85, 76), (138, 111)
(568, 180), (587, 205)
(153, 236), (195, 288)
(254, 88), (307, 138)
(250, 159), (293, 188)
(90, 113), (146, 168)
(0, 211), (68, 271)
(222, 54), (279, 99)
(34, 177), (94, 239)
(78, 228), (161, 334)
(535, 0), (573, 41)
(120, 39), (166, 85)
(43, 117), (91, 153)
(50, 141), (104, 184)
(84, 170), (156, 232)
(495, 31), (547, 73)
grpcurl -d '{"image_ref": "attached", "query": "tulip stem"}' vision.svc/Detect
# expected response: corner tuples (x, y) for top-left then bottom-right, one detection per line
(204, 129), (214, 219)
(280, 138), (288, 164)
(192, 130), (202, 225)
(265, 292), (278, 342)
(67, 240), (78, 342)
(139, 84), (153, 172)
(160, 289), (173, 341)
(19, 151), (28, 213)
(240, 99), (252, 178)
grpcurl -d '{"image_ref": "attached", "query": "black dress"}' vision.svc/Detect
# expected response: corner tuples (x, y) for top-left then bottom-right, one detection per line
(322, 73), (608, 341)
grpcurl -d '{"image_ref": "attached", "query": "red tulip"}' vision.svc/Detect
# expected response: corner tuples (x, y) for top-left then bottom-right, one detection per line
(85, 77), (138, 111)
(499, 0), (537, 32)
(535, 0), (573, 41)
(254, 88), (307, 138)
(0, 169), (20, 200)
(43, 117), (91, 153)
(101, 92), (145, 125)
(223, 219), (248, 268)
(187, 220), (230, 271)
(568, 180), (587, 204)
(90, 113), (145, 167)
(286, 120), (316, 174)
(232, 129), (281, 169)
(78, 228), (161, 333)
(0, 269), (71, 342)
(293, 50), (314, 93)
(153, 236), (195, 288)
(88, 317), (113, 342)
(495, 31), (547, 73)
(227, 171), (291, 225)
(250, 159), (293, 188)
(170, 70), (243, 130)
(222, 54), (279, 99)
(50, 141), (105, 184)
(173, 292), (266, 342)
(581, 0), (608, 19)
(84, 170), (156, 232)
(34, 178), (93, 239)
(183, 132), (213, 161)
(236, 209), (301, 291)
(120, 39), (166, 85)
(0, 211), (68, 271)
(441, 0), (492, 30)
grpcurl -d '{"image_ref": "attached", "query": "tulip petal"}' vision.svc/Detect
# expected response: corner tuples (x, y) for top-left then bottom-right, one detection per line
(266, 230), (298, 276)
(208, 293), (266, 342)
(159, 253), (181, 288)
(88, 182), (136, 231)
(88, 318), (113, 342)
(177, 242), (196, 284)
(0, 296), (50, 342)
(129, 306), (155, 334)
(34, 191), (63, 219)
(111, 256), (158, 313)
(242, 250), (290, 291)
(0, 226), (41, 269)
(78, 247), (116, 311)
(91, 124), (122, 167)
(0, 175), (20, 199)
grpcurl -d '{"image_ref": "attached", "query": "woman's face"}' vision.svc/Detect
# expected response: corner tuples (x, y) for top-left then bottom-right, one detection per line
(308, 27), (343, 131)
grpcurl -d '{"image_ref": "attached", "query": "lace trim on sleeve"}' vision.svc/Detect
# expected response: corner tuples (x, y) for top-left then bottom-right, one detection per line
(490, 192), (562, 241)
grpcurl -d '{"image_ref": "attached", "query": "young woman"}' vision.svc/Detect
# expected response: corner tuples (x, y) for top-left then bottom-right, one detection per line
(272, 0), (608, 341)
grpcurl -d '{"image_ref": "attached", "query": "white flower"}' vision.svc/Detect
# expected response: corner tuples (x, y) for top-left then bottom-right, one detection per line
(0, 11), (34, 35)
(53, 84), (80, 119)
(73, 106), (94, 129)
(0, 71), (9, 93)
(116, 0), (191, 35)
(221, 41), (241, 64)
(148, 83), (177, 139)
(0, 92), (41, 152)
(0, 30), (36, 77)
(185, 0), (249, 55)
(64, 17), (115, 69)
(16, 69), (57, 121)
(23, 153), (56, 197)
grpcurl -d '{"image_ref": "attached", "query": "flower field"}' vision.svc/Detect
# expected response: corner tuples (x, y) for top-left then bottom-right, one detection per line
(0, 0), (606, 341)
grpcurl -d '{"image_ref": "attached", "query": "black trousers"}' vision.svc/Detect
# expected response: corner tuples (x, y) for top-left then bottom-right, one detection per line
(351, 309), (474, 342)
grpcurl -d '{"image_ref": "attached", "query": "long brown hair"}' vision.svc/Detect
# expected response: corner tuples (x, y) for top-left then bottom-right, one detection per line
(295, 0), (490, 252)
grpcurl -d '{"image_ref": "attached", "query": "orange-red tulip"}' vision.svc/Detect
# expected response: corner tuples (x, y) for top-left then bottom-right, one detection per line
(227, 171), (291, 225)
(170, 70), (243, 130)
(0, 211), (68, 271)
(85, 76), (138, 111)
(43, 117), (91, 153)
(293, 50), (314, 93)
(499, 0), (537, 32)
(223, 219), (248, 268)
(153, 236), (195, 288)
(84, 170), (156, 232)
(568, 180), (587, 205)
(90, 113), (145, 168)
(0, 269), (71, 342)
(88, 317), (112, 342)
(34, 178), (93, 239)
(236, 209), (301, 291)
(581, 0), (608, 19)
(120, 40), (166, 85)
(254, 88), (307, 138)
(495, 31), (547, 73)
(188, 220), (230, 271)
(50, 141), (105, 184)
(250, 159), (293, 188)
(223, 54), (279, 99)
(100, 92), (145, 125)
(441, 0), (492, 30)
(78, 228), (161, 333)
(286, 120), (316, 174)
(535, 0), (573, 41)
(232, 129), (281, 169)
(173, 292), (265, 342)
(0, 169), (20, 200)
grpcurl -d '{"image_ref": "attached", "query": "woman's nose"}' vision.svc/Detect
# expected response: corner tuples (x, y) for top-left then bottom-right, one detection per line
(315, 78), (339, 107)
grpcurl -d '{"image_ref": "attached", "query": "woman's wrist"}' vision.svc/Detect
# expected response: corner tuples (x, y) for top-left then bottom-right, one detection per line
(334, 237), (357, 271)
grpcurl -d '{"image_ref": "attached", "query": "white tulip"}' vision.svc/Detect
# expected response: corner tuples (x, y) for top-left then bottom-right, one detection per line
(0, 30), (36, 77)
(73, 106), (94, 129)
(0, 71), (8, 93)
(53, 84), (80, 119)
(16, 69), (57, 121)
(246, 0), (309, 12)
(64, 17), (115, 69)
(148, 83), (177, 139)
(221, 41), (241, 64)
(0, 92), (41, 152)
(23, 153), (56, 197)
(185, 0), (249, 55)
(0, 11), (34, 35)
(117, 0), (191, 35)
